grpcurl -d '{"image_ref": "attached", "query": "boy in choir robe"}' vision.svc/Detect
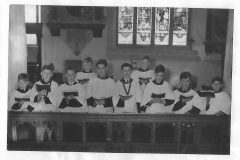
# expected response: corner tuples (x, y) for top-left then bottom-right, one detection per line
(30, 64), (59, 112)
(113, 63), (143, 113)
(9, 73), (35, 111)
(75, 57), (97, 88)
(58, 67), (87, 112)
(131, 55), (155, 91)
(200, 76), (231, 116)
(141, 65), (175, 113)
(172, 72), (203, 114)
(86, 59), (115, 113)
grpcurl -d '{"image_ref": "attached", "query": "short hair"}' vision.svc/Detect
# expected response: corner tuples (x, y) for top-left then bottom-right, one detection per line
(66, 67), (76, 73)
(96, 59), (107, 67)
(212, 76), (223, 84)
(140, 55), (150, 61)
(155, 64), (165, 73)
(18, 73), (29, 81)
(121, 63), (132, 70)
(42, 63), (54, 71)
(180, 72), (192, 80)
(84, 57), (93, 63)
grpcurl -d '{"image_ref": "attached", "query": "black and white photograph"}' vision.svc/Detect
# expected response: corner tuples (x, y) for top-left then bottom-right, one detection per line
(0, 0), (238, 160)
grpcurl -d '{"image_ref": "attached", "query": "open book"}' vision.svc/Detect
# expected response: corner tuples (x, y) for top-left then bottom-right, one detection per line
(15, 98), (30, 102)
(119, 95), (133, 99)
(151, 93), (165, 98)
(197, 91), (215, 98)
(36, 84), (51, 92)
(180, 95), (194, 100)
(77, 79), (89, 84)
(63, 92), (79, 97)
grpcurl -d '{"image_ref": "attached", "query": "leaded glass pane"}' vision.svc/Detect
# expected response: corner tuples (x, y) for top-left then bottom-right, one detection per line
(155, 7), (170, 45)
(25, 5), (37, 23)
(26, 34), (37, 45)
(173, 8), (188, 45)
(137, 7), (152, 45)
(118, 7), (134, 44)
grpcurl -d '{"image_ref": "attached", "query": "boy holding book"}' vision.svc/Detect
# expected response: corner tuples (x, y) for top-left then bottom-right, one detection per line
(75, 57), (97, 88)
(141, 64), (175, 113)
(30, 63), (58, 112)
(113, 63), (143, 113)
(58, 67), (87, 112)
(86, 59), (115, 113)
(172, 72), (203, 114)
(9, 73), (34, 111)
(200, 76), (231, 115)
(131, 55), (155, 91)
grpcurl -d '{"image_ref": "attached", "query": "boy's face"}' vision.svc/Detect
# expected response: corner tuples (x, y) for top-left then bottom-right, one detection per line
(181, 77), (191, 90)
(41, 69), (53, 82)
(122, 66), (132, 79)
(65, 70), (76, 83)
(141, 59), (150, 70)
(97, 64), (107, 77)
(154, 72), (164, 82)
(18, 79), (29, 89)
(84, 61), (92, 72)
(211, 81), (222, 92)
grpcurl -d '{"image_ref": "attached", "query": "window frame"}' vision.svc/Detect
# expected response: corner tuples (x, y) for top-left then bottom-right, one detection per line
(116, 7), (191, 47)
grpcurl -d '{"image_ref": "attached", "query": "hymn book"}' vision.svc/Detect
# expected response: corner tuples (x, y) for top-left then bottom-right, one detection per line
(15, 98), (30, 102)
(36, 84), (51, 92)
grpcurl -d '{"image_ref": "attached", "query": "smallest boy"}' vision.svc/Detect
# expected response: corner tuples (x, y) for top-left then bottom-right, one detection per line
(9, 73), (34, 111)
(201, 76), (231, 116)
(58, 67), (87, 112)
(75, 57), (97, 88)
(131, 55), (155, 91)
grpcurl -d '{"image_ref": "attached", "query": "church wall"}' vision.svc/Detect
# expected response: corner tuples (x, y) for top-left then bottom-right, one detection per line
(41, 6), (222, 90)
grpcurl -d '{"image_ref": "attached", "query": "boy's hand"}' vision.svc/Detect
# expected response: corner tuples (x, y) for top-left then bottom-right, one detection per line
(181, 97), (191, 103)
(67, 95), (74, 100)
(94, 99), (105, 105)
(19, 100), (25, 106)
(39, 89), (47, 96)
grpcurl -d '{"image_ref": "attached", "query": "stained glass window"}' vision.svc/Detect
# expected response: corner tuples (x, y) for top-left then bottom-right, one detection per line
(137, 7), (152, 45)
(173, 8), (188, 45)
(117, 7), (189, 46)
(118, 7), (134, 44)
(155, 7), (170, 45)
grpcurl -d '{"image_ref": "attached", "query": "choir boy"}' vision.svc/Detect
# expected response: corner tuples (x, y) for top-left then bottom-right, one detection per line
(30, 64), (58, 112)
(200, 76), (231, 116)
(75, 57), (97, 88)
(86, 59), (115, 113)
(141, 64), (175, 113)
(172, 72), (203, 114)
(58, 67), (87, 112)
(130, 55), (155, 91)
(113, 63), (143, 113)
(9, 73), (34, 111)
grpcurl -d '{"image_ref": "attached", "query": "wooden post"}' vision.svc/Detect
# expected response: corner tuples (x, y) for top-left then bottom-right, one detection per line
(83, 121), (86, 151)
(56, 121), (62, 142)
(12, 120), (17, 142)
(152, 122), (155, 152)
(106, 122), (112, 152)
(126, 122), (132, 153)
(36, 121), (42, 143)
(176, 122), (182, 153)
